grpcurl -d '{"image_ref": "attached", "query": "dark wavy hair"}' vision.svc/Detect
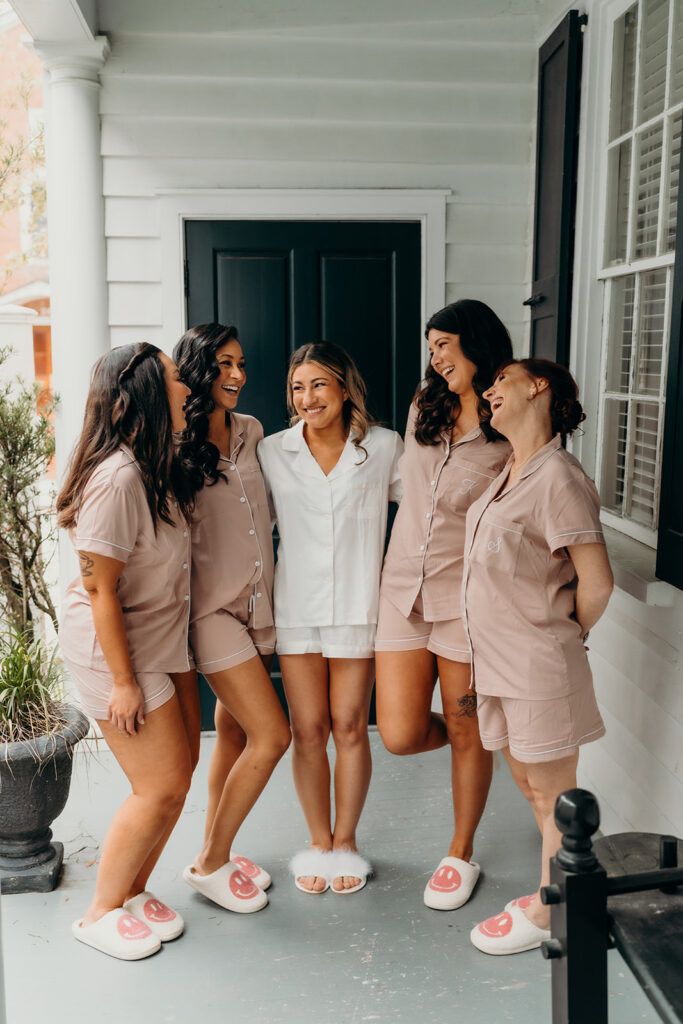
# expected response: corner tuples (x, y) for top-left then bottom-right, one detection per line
(414, 299), (513, 445)
(496, 358), (586, 447)
(173, 322), (240, 490)
(57, 342), (192, 531)
(287, 342), (374, 463)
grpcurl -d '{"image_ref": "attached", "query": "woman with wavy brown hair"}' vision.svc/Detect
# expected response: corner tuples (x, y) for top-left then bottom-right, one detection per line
(375, 299), (512, 913)
(58, 343), (198, 961)
(258, 342), (402, 896)
(466, 359), (612, 954)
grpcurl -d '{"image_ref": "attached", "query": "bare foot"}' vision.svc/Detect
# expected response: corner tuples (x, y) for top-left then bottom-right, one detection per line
(297, 874), (328, 893)
(521, 894), (551, 930)
(332, 874), (361, 892)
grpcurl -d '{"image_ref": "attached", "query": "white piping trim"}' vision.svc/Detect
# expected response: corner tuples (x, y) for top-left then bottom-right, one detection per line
(548, 529), (604, 541)
(76, 536), (133, 553)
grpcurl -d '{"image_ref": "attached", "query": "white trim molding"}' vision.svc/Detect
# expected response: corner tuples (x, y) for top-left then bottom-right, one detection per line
(158, 188), (449, 361)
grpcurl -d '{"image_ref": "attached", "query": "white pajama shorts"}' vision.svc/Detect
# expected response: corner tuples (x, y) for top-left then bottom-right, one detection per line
(276, 623), (376, 659)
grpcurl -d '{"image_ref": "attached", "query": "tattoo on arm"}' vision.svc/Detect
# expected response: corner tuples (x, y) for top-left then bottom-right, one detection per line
(455, 693), (478, 718)
(78, 551), (94, 578)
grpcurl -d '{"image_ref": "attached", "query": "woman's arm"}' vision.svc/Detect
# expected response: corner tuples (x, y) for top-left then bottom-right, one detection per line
(567, 542), (614, 637)
(78, 549), (145, 736)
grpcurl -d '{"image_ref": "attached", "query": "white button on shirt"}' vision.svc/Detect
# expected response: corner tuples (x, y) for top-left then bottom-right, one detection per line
(258, 420), (403, 628)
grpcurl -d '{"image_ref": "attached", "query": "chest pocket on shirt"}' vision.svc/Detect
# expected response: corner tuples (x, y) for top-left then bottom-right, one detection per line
(444, 456), (496, 513)
(471, 515), (524, 576)
(345, 481), (382, 519)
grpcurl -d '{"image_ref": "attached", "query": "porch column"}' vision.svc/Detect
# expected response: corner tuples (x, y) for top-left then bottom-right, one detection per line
(31, 38), (110, 472)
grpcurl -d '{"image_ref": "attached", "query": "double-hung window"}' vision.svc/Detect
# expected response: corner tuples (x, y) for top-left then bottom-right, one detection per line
(597, 0), (682, 547)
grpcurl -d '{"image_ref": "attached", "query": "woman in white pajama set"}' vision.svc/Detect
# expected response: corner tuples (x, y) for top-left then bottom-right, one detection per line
(258, 342), (402, 895)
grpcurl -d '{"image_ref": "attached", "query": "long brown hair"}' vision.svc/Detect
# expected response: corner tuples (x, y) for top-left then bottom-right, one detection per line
(415, 299), (513, 445)
(287, 342), (374, 462)
(57, 343), (192, 531)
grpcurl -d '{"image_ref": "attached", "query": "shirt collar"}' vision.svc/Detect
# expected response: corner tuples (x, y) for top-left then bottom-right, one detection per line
(447, 424), (483, 449)
(516, 434), (563, 482)
(280, 419), (364, 478)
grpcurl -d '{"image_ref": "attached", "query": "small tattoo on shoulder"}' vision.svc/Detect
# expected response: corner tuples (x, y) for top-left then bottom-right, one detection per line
(455, 693), (478, 718)
(78, 551), (94, 577)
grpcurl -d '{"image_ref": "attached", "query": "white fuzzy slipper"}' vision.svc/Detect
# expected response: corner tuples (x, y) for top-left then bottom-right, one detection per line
(423, 856), (480, 911)
(328, 849), (372, 895)
(183, 861), (268, 913)
(470, 901), (550, 955)
(122, 891), (184, 941)
(290, 849), (331, 894)
(72, 908), (161, 960)
(230, 852), (272, 891)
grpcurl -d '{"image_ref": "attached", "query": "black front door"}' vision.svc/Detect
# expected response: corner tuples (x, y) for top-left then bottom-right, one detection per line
(185, 219), (422, 727)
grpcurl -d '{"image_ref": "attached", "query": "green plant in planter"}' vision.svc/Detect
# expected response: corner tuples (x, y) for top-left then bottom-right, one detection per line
(0, 345), (58, 638)
(0, 352), (89, 893)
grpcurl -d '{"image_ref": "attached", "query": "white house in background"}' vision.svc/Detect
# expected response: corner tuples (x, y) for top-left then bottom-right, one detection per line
(7, 0), (683, 839)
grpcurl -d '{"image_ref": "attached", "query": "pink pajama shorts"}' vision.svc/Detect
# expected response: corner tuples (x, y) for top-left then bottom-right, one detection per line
(374, 592), (470, 664)
(190, 587), (275, 675)
(476, 686), (606, 763)
(64, 657), (175, 721)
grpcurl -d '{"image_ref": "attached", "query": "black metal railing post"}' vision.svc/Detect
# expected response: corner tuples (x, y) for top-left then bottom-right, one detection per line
(541, 788), (609, 1024)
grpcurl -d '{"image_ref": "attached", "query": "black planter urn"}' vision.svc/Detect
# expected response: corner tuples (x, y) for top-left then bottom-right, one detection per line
(0, 705), (90, 894)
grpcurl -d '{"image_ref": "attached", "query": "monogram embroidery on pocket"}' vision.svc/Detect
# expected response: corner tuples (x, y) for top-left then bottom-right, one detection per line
(487, 536), (502, 553)
(458, 477), (478, 496)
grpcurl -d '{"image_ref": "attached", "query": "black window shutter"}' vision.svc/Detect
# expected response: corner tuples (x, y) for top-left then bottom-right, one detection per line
(656, 183), (683, 588)
(527, 10), (585, 365)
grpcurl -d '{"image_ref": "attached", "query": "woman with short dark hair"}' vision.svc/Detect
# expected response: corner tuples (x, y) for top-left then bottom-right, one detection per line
(466, 358), (613, 955)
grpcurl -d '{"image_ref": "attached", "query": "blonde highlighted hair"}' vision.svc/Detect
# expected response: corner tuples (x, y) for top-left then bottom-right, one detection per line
(286, 342), (374, 462)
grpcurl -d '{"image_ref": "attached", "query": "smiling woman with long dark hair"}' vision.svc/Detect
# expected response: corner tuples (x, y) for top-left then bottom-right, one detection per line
(375, 299), (513, 914)
(57, 342), (199, 961)
(174, 323), (290, 914)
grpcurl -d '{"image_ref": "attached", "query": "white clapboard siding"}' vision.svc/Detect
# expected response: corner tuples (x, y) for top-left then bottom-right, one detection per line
(103, 33), (535, 84)
(447, 203), (532, 246)
(261, 16), (538, 44)
(100, 79), (534, 127)
(109, 325), (165, 347)
(104, 197), (158, 237)
(577, 586), (683, 836)
(102, 159), (533, 202)
(108, 283), (162, 326)
(107, 238), (161, 282)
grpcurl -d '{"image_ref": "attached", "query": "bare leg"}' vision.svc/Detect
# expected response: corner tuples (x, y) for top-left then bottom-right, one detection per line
(438, 658), (493, 863)
(279, 653), (332, 892)
(127, 670), (201, 898)
(204, 654), (273, 844)
(328, 657), (375, 891)
(503, 748), (579, 928)
(375, 649), (446, 754)
(193, 655), (290, 876)
(82, 695), (193, 927)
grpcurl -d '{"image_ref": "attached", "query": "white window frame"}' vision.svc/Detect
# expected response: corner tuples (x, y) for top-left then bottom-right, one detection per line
(158, 188), (448, 370)
(568, 0), (678, 549)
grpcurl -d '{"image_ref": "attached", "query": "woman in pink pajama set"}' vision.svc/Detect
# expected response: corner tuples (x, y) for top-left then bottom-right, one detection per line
(465, 358), (613, 956)
(59, 343), (198, 961)
(174, 323), (291, 915)
(375, 299), (512, 911)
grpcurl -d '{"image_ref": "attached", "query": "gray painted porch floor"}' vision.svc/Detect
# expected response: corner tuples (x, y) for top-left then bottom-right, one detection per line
(3, 732), (657, 1024)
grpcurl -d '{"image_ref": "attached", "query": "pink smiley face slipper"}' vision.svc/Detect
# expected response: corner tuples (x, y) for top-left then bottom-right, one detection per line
(122, 891), (184, 941)
(470, 901), (550, 955)
(183, 861), (268, 913)
(72, 908), (161, 960)
(423, 856), (480, 910)
(230, 852), (272, 891)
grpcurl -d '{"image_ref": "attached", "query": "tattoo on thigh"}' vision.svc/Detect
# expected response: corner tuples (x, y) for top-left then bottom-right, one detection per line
(78, 551), (94, 578)
(455, 693), (478, 718)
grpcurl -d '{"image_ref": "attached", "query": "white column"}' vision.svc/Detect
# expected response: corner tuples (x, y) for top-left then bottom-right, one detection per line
(31, 38), (110, 473)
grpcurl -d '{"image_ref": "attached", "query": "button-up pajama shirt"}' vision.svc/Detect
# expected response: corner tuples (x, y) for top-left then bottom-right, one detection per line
(189, 413), (275, 674)
(376, 404), (510, 662)
(59, 447), (192, 718)
(462, 436), (607, 762)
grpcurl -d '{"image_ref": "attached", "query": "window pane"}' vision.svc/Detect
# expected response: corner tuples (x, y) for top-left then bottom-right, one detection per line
(665, 110), (682, 250)
(635, 268), (667, 393)
(671, 0), (683, 104)
(611, 5), (639, 139)
(634, 121), (663, 258)
(639, 0), (669, 124)
(606, 276), (636, 392)
(606, 140), (632, 264)
(630, 400), (660, 525)
(600, 399), (629, 513)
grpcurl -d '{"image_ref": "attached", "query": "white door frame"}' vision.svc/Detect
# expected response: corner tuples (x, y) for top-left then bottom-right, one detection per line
(158, 188), (449, 365)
